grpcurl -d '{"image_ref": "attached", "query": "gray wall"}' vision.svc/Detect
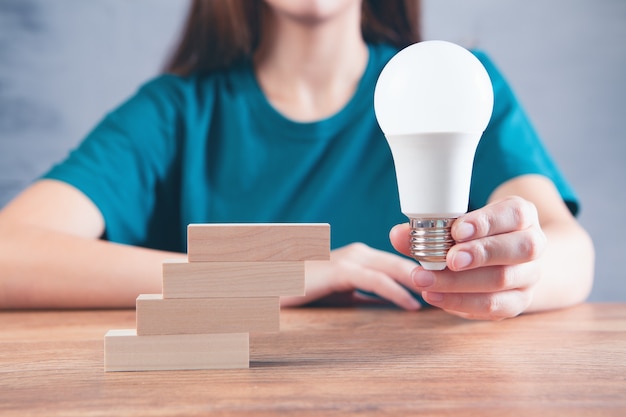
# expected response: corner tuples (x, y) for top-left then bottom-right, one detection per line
(1, 0), (624, 301)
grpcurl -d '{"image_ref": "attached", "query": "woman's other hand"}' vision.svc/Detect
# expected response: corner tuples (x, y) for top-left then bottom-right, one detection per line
(281, 242), (421, 311)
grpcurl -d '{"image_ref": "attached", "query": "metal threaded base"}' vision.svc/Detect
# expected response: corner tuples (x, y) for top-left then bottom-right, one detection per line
(409, 217), (457, 269)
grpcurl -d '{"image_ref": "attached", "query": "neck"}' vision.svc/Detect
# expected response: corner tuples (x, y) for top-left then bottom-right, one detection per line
(254, 3), (368, 122)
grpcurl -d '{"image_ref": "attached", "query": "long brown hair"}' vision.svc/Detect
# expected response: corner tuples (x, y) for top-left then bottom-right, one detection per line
(165, 0), (421, 76)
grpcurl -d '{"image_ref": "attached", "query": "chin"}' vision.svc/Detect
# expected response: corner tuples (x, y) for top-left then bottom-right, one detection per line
(262, 0), (361, 24)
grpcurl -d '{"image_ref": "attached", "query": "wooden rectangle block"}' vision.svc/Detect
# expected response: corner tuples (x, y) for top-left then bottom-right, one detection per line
(162, 260), (305, 298)
(187, 223), (330, 262)
(104, 329), (249, 372)
(136, 294), (280, 335)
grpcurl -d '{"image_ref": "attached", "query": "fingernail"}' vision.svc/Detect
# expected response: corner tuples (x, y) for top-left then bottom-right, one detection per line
(412, 269), (435, 288)
(452, 251), (473, 269)
(406, 297), (422, 311)
(455, 221), (475, 241)
(424, 291), (444, 302)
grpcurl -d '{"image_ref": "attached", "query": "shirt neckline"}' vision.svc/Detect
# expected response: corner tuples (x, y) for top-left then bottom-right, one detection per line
(241, 43), (382, 140)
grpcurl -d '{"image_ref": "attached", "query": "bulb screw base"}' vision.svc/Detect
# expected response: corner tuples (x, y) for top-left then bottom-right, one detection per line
(409, 217), (457, 270)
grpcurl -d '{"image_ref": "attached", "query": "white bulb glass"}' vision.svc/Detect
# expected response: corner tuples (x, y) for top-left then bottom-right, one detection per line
(374, 40), (494, 270)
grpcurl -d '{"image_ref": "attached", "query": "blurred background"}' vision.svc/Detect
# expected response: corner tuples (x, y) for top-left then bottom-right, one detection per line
(1, 0), (624, 301)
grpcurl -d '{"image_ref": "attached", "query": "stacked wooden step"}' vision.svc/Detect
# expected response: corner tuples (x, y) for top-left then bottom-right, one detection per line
(104, 223), (330, 372)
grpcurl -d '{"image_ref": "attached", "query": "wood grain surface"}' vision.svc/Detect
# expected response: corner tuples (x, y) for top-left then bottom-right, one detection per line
(0, 304), (625, 416)
(187, 223), (330, 262)
(135, 294), (280, 335)
(162, 260), (305, 298)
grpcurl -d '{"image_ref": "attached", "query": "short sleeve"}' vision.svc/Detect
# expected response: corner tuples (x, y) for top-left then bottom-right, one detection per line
(469, 51), (579, 215)
(42, 75), (183, 244)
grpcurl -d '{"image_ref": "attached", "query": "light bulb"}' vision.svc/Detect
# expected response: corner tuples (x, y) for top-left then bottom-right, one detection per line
(374, 40), (494, 270)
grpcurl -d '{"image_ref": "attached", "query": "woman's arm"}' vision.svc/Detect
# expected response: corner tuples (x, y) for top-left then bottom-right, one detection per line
(0, 179), (184, 309)
(390, 174), (594, 320)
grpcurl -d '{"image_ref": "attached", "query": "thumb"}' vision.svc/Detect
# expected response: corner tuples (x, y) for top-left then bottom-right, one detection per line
(389, 223), (411, 257)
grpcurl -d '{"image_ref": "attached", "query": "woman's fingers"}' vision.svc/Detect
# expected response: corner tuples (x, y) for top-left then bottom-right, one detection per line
(411, 262), (540, 321)
(422, 288), (533, 321)
(391, 196), (546, 272)
(389, 196), (549, 320)
(348, 265), (421, 310)
(447, 225), (546, 271)
(328, 243), (421, 311)
(450, 196), (546, 270)
(412, 262), (540, 294)
(452, 196), (540, 242)
(389, 222), (412, 257)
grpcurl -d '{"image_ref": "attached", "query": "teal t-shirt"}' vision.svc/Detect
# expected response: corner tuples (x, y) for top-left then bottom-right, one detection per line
(43, 43), (578, 254)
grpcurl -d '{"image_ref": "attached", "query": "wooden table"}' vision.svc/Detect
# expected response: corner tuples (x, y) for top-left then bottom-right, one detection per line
(1, 304), (625, 416)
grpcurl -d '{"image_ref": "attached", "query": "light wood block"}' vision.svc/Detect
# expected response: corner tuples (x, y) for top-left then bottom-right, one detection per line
(162, 260), (305, 298)
(187, 223), (330, 262)
(104, 329), (249, 371)
(136, 294), (280, 335)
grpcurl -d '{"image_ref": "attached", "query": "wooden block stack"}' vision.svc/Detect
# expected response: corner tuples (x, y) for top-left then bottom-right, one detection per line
(104, 223), (330, 372)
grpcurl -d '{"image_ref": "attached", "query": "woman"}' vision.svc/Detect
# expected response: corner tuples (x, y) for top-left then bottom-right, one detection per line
(0, 0), (593, 319)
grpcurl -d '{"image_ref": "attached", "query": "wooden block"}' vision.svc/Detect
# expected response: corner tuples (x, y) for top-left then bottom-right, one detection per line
(187, 223), (330, 262)
(104, 329), (249, 371)
(136, 294), (280, 335)
(162, 260), (305, 298)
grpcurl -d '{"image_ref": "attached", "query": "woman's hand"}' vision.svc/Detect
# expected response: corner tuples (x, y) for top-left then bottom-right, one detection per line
(390, 196), (547, 320)
(281, 242), (421, 310)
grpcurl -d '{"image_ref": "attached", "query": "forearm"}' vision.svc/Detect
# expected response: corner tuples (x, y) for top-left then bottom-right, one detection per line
(526, 221), (595, 313)
(0, 223), (184, 309)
